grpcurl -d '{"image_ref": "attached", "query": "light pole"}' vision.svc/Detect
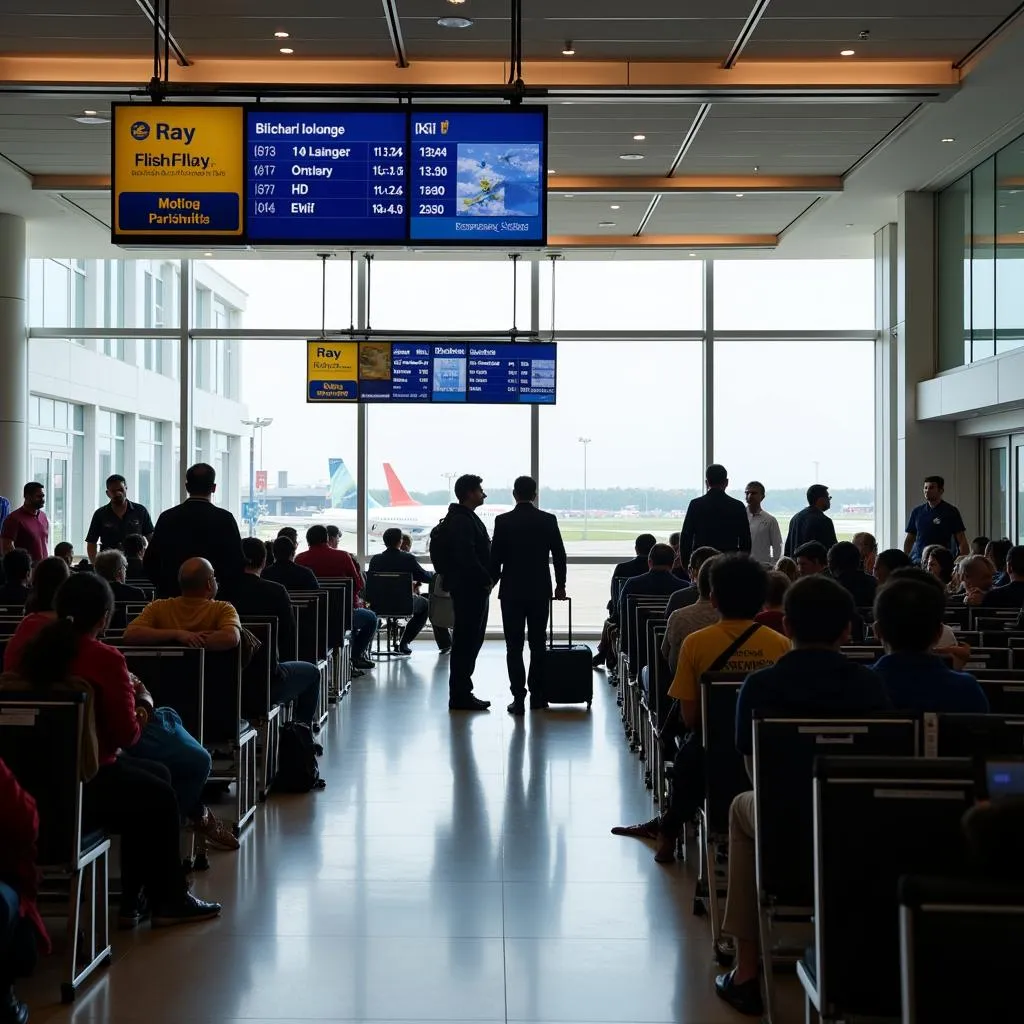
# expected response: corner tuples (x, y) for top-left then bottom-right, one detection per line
(442, 471), (456, 499)
(242, 417), (274, 536)
(578, 436), (591, 540)
(812, 460), (820, 484)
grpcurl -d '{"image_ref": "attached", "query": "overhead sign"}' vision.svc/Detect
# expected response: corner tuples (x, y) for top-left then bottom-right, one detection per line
(112, 104), (245, 242)
(307, 341), (359, 402)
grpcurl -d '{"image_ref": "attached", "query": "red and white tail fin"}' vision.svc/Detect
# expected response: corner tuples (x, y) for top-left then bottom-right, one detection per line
(383, 463), (420, 506)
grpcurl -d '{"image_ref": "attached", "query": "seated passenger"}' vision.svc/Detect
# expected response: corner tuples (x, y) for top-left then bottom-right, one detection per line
(923, 543), (956, 591)
(23, 555), (70, 615)
(772, 555), (798, 582)
(368, 528), (448, 654)
(593, 533), (657, 668)
(668, 531), (688, 579)
(0, 757), (48, 1024)
(122, 532), (148, 581)
(717, 575), (890, 1015)
(952, 553), (996, 605)
(613, 555), (790, 863)
(276, 526), (299, 546)
(851, 531), (877, 574)
(0, 550), (31, 606)
(296, 525), (378, 671)
(873, 547), (912, 584)
(615, 543), (687, 627)
(53, 541), (75, 568)
(871, 572), (989, 713)
(665, 546), (720, 616)
(978, 544), (1024, 608)
(223, 538), (322, 727)
(662, 557), (720, 673)
(4, 573), (223, 927)
(827, 540), (877, 609)
(325, 524), (345, 550)
(985, 538), (1013, 587)
(754, 570), (790, 635)
(793, 541), (828, 577)
(94, 550), (147, 629)
(262, 536), (319, 591)
(971, 536), (990, 556)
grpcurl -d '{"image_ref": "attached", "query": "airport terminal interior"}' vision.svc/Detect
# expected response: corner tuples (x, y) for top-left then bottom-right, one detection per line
(3, 2), (1024, 1023)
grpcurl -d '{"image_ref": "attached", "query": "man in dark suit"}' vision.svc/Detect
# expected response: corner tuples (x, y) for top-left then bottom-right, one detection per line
(679, 464), (752, 564)
(489, 476), (568, 715)
(144, 463), (245, 598)
(784, 484), (838, 556)
(94, 549), (147, 629)
(368, 528), (449, 655)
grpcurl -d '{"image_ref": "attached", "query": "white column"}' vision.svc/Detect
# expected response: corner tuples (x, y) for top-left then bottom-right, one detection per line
(0, 214), (27, 504)
(874, 223), (899, 547)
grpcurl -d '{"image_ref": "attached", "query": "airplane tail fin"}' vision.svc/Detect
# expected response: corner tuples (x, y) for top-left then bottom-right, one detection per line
(383, 463), (420, 506)
(327, 458), (380, 510)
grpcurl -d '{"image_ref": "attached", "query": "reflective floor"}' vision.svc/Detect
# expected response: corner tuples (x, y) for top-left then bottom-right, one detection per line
(23, 643), (803, 1023)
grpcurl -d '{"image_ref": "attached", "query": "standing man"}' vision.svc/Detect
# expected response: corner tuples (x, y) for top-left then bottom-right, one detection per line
(85, 474), (154, 562)
(784, 484), (838, 556)
(434, 474), (493, 711)
(489, 476), (568, 716)
(904, 475), (969, 564)
(744, 481), (783, 567)
(679, 465), (751, 564)
(0, 483), (48, 563)
(144, 463), (245, 597)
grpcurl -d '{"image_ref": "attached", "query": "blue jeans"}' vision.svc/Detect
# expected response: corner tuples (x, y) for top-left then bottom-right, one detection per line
(352, 607), (378, 660)
(124, 707), (212, 822)
(273, 661), (321, 725)
(0, 881), (36, 984)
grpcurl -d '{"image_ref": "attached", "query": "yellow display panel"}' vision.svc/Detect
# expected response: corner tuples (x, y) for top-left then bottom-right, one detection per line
(307, 341), (359, 402)
(112, 104), (244, 241)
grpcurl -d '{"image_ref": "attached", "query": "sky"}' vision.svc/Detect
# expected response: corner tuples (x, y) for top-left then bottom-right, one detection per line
(219, 257), (876, 495)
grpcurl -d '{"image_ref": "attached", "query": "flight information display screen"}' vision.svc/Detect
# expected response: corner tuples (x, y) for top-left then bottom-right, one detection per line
(467, 343), (556, 403)
(246, 109), (408, 243)
(359, 341), (433, 402)
(408, 109), (547, 244)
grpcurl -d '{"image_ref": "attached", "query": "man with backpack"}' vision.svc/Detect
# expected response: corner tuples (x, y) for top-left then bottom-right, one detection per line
(430, 474), (493, 711)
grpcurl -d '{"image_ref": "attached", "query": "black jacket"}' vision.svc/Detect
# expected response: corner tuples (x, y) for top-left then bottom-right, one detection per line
(443, 503), (492, 593)
(368, 546), (433, 585)
(833, 570), (877, 611)
(261, 560), (320, 594)
(125, 556), (147, 581)
(784, 506), (838, 556)
(108, 580), (147, 629)
(679, 489), (752, 563)
(489, 502), (567, 602)
(223, 572), (295, 671)
(144, 498), (245, 598)
(608, 555), (652, 613)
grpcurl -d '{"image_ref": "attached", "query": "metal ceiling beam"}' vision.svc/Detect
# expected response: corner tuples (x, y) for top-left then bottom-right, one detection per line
(548, 234), (777, 249)
(723, 0), (774, 70)
(380, 0), (409, 70)
(133, 0), (191, 68)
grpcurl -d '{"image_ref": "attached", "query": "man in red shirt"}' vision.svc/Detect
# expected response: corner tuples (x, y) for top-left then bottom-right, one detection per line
(0, 483), (49, 563)
(296, 525), (377, 669)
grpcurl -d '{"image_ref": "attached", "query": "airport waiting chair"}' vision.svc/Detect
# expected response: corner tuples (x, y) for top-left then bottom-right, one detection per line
(0, 692), (112, 1003)
(289, 591), (331, 726)
(364, 571), (415, 658)
(315, 577), (354, 699)
(925, 711), (1024, 758)
(238, 616), (280, 800)
(797, 757), (975, 1024)
(973, 678), (1024, 716)
(117, 646), (205, 742)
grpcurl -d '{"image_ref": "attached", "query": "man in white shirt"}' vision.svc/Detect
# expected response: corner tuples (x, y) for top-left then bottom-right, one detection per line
(744, 481), (783, 567)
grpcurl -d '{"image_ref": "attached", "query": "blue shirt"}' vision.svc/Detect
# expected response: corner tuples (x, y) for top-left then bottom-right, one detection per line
(871, 652), (989, 714)
(905, 500), (965, 563)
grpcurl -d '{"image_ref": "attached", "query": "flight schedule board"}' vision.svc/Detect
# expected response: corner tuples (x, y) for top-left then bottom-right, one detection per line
(112, 104), (547, 246)
(307, 340), (556, 404)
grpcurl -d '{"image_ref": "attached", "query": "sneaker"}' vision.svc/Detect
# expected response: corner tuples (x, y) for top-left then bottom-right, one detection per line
(117, 891), (150, 930)
(714, 969), (764, 1017)
(353, 657), (376, 670)
(397, 645), (413, 656)
(151, 892), (223, 928)
(192, 807), (240, 851)
(448, 695), (491, 711)
(0, 985), (28, 1024)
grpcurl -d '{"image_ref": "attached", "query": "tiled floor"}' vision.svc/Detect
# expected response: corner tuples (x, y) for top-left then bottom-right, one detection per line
(22, 643), (803, 1023)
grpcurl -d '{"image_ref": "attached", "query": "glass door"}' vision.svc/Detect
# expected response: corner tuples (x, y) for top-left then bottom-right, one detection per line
(1014, 434), (1024, 544)
(984, 438), (1010, 541)
(30, 448), (70, 547)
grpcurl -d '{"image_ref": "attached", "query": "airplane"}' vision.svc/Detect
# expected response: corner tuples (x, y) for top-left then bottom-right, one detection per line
(382, 462), (514, 529)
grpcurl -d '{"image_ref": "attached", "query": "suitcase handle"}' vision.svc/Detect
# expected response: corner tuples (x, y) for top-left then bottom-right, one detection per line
(548, 596), (572, 648)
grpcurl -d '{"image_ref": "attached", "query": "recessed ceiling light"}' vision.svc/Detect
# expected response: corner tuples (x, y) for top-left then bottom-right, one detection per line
(447, 0), (467, 4)
(941, 137), (955, 143)
(610, 204), (621, 210)
(274, 31), (289, 39)
(619, 153), (644, 161)
(437, 16), (473, 28)
(633, 133), (646, 141)
(564, 194), (575, 199)
(72, 115), (109, 125)
(279, 47), (294, 54)
(547, 168), (556, 174)
(83, 109), (97, 116)
(840, 49), (855, 56)
(599, 221), (616, 228)
(735, 193), (745, 198)
(688, 252), (697, 257)
(562, 40), (576, 56)
(1018, 230), (1024, 235)
(203, 252), (214, 257)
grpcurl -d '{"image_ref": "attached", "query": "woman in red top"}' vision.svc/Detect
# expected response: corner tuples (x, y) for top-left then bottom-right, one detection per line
(13, 573), (221, 928)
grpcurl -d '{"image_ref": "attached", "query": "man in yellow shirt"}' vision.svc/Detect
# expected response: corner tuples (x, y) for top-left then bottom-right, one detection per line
(612, 554), (790, 862)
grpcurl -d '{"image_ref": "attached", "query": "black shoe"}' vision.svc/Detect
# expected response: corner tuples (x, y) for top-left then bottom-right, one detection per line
(438, 647), (452, 655)
(151, 892), (223, 928)
(351, 668), (365, 678)
(530, 699), (549, 710)
(592, 655), (605, 669)
(353, 657), (376, 670)
(1, 985), (28, 1024)
(397, 645), (413, 656)
(714, 969), (763, 1017)
(507, 700), (525, 715)
(449, 695), (491, 711)
(118, 890), (150, 930)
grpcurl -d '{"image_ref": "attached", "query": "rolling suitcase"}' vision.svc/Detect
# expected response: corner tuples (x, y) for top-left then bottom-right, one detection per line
(540, 598), (594, 709)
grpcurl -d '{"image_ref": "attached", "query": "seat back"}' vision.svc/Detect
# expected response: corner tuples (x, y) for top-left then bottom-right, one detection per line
(239, 617), (275, 720)
(838, 645), (883, 663)
(928, 711), (1024, 758)
(289, 591), (326, 664)
(0, 605), (26, 618)
(942, 606), (970, 631)
(119, 646), (205, 741)
(635, 606), (667, 681)
(624, 595), (668, 673)
(813, 756), (975, 1020)
(648, 622), (671, 728)
(900, 875), (1024, 1024)
(753, 714), (918, 908)
(0, 692), (88, 868)
(975, 678), (1024, 715)
(699, 673), (749, 835)
(315, 577), (354, 641)
(201, 645), (243, 744)
(365, 572), (415, 617)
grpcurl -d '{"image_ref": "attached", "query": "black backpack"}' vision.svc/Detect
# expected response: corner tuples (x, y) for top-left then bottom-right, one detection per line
(429, 516), (453, 576)
(275, 722), (326, 793)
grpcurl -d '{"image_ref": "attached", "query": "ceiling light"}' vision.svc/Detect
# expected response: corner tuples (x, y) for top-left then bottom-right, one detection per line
(72, 115), (109, 125)
(941, 137), (955, 143)
(564, 194), (575, 199)
(203, 252), (214, 257)
(735, 193), (745, 198)
(562, 40), (576, 56)
(610, 204), (621, 210)
(688, 252), (697, 257)
(274, 31), (289, 38)
(845, 223), (854, 228)
(279, 47), (294, 54)
(840, 49), (855, 56)
(619, 153), (644, 161)
(599, 221), (616, 228)
(437, 16), (473, 28)
(83, 109), (97, 116)
(447, 0), (467, 4)
(1018, 230), (1024, 235)
(547, 169), (556, 174)
(632, 133), (646, 141)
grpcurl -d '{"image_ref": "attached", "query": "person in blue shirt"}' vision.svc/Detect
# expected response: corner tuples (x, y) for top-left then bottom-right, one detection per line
(903, 475), (969, 564)
(871, 568), (989, 714)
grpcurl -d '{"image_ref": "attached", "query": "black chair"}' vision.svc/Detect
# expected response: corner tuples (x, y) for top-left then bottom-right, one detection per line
(315, 577), (354, 699)
(974, 678), (1024, 715)
(631, 605), (667, 757)
(118, 646), (205, 742)
(289, 591), (330, 726)
(0, 605), (26, 617)
(926, 711), (1024, 758)
(838, 645), (883, 663)
(752, 713), (919, 1021)
(641, 619), (669, 792)
(621, 596), (669, 747)
(953, 630), (982, 648)
(960, 646), (1011, 670)
(0, 692), (112, 1003)
(976, 631), (1018, 649)
(365, 571), (415, 658)
(797, 756), (975, 1023)
(942, 606), (970, 631)
(970, 609), (1020, 631)
(238, 616), (279, 800)
(899, 875), (1024, 1023)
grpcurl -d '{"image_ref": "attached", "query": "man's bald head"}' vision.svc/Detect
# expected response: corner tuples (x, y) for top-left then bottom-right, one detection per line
(178, 557), (216, 598)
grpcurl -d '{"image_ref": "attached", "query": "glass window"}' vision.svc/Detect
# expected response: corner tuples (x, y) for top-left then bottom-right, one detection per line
(98, 409), (126, 503)
(137, 418), (165, 514)
(713, 341), (876, 541)
(989, 445), (1008, 540)
(938, 174), (972, 370)
(972, 157), (996, 362)
(538, 260), (703, 331)
(712, 260), (875, 330)
(995, 138), (1024, 356)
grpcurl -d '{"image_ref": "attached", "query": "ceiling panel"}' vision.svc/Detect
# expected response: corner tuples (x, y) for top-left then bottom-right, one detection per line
(643, 193), (815, 234)
(548, 195), (654, 235)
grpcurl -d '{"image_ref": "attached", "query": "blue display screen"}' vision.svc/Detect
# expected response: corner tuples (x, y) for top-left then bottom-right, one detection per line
(408, 109), (547, 244)
(245, 109), (408, 243)
(467, 343), (556, 404)
(359, 342), (433, 402)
